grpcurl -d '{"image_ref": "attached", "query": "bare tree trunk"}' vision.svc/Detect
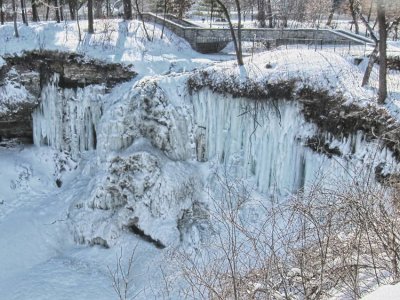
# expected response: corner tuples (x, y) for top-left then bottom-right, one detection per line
(326, 0), (337, 26)
(210, 0), (214, 28)
(21, 0), (28, 25)
(46, 0), (50, 21)
(377, 0), (387, 104)
(362, 44), (378, 87)
(68, 0), (76, 20)
(134, 0), (151, 41)
(257, 0), (266, 28)
(0, 0), (4, 25)
(358, 5), (380, 88)
(234, 0), (243, 63)
(32, 0), (39, 21)
(94, 0), (102, 19)
(60, 0), (64, 21)
(215, 0), (243, 65)
(88, 0), (94, 33)
(76, 1), (81, 41)
(266, 0), (272, 28)
(365, 0), (373, 36)
(161, 0), (167, 39)
(54, 0), (61, 23)
(123, 0), (132, 20)
(177, 0), (184, 19)
(106, 0), (110, 17)
(349, 0), (359, 34)
(12, 0), (19, 37)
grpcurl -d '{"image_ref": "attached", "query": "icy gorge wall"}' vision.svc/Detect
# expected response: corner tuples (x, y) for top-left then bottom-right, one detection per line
(32, 74), (104, 159)
(29, 72), (400, 248)
(0, 51), (136, 143)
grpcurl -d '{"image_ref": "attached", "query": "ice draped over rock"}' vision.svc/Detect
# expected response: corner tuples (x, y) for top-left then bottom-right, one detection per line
(32, 74), (105, 160)
(31, 74), (400, 247)
(190, 88), (317, 194)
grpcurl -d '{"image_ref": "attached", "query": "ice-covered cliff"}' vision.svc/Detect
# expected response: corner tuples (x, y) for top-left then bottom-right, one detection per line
(32, 74), (104, 160)
(28, 69), (400, 249)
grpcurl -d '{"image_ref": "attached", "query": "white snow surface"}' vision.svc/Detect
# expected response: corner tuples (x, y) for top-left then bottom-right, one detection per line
(1, 19), (400, 300)
(362, 283), (400, 300)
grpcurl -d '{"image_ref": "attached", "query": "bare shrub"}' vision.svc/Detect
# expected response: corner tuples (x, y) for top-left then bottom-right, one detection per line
(108, 246), (142, 300)
(172, 165), (400, 299)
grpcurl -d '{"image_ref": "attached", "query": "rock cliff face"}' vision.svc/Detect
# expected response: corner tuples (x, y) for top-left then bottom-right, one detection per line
(0, 51), (136, 143)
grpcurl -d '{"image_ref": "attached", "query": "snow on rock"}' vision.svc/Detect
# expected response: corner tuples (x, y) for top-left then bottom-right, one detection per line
(69, 139), (202, 248)
(0, 67), (38, 116)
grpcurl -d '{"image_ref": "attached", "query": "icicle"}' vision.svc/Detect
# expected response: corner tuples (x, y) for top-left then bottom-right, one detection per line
(32, 74), (105, 159)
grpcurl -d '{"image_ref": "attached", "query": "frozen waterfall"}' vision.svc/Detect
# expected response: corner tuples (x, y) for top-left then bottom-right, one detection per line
(32, 74), (105, 159)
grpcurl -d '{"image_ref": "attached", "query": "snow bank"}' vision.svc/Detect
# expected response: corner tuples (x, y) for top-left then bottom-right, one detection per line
(363, 283), (400, 300)
(0, 19), (221, 75)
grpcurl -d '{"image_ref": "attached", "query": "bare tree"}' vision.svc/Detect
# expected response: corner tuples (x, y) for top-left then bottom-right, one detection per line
(358, 0), (400, 103)
(327, 0), (341, 26)
(108, 246), (141, 300)
(68, 0), (76, 20)
(88, 0), (94, 33)
(54, 0), (61, 23)
(173, 161), (400, 299)
(123, 0), (132, 20)
(20, 0), (28, 25)
(377, 0), (387, 103)
(257, 0), (266, 27)
(94, 0), (103, 18)
(170, 0), (193, 19)
(0, 0), (4, 25)
(133, 0), (151, 41)
(266, 0), (273, 27)
(32, 0), (40, 22)
(12, 0), (19, 37)
(214, 0), (244, 65)
(76, 0), (82, 41)
(349, 0), (360, 33)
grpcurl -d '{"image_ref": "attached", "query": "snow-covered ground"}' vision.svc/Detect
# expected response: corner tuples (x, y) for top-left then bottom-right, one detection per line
(0, 19), (231, 76)
(1, 18), (400, 299)
(362, 283), (400, 300)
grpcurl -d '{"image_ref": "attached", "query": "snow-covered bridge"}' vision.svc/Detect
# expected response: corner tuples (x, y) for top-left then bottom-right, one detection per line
(142, 13), (373, 53)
